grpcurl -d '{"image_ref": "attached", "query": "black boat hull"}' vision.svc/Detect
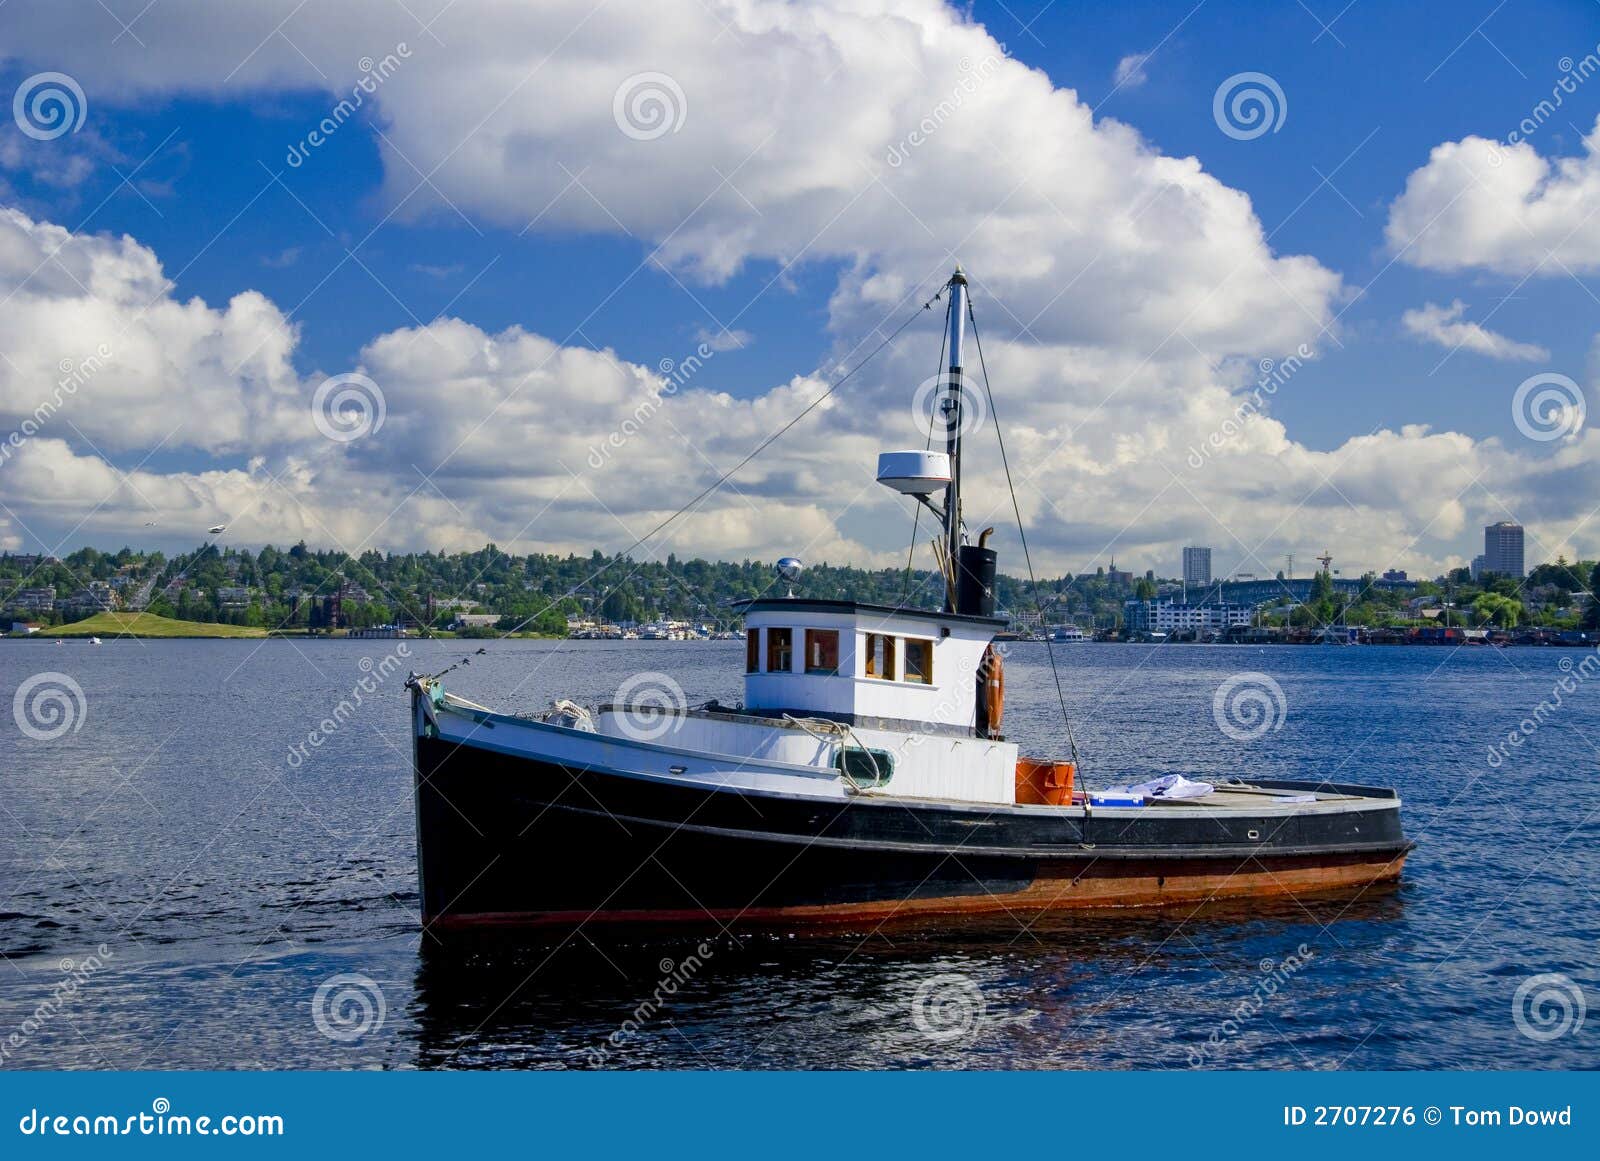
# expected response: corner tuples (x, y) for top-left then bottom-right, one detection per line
(413, 732), (1410, 932)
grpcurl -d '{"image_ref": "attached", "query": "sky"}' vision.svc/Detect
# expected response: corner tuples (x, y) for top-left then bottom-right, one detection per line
(0, 0), (1598, 582)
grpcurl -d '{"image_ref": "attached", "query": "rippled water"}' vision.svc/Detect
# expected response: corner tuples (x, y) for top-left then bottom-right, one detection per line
(1, 637), (1595, 1069)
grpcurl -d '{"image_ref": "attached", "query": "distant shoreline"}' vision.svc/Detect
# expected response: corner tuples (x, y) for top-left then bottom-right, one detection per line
(4, 610), (561, 641)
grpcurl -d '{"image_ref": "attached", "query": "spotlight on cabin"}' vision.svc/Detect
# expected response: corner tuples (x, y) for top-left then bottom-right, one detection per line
(776, 557), (803, 597)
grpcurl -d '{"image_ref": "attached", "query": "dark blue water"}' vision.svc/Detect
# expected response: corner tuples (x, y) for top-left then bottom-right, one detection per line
(1, 638), (1595, 1069)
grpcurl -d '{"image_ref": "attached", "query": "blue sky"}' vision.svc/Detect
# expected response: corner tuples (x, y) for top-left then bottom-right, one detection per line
(0, 0), (1597, 577)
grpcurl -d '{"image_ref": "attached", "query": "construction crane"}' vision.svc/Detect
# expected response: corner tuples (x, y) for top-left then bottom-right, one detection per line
(1316, 550), (1333, 575)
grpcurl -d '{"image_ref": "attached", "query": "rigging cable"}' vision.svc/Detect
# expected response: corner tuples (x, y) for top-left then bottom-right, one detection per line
(498, 287), (946, 638)
(967, 302), (1086, 784)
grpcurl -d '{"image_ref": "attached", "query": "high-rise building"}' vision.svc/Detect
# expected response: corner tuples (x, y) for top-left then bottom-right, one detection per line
(1483, 522), (1524, 578)
(1182, 546), (1212, 587)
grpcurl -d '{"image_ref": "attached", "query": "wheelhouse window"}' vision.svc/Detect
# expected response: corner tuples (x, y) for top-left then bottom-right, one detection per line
(903, 638), (933, 685)
(746, 628), (761, 673)
(767, 627), (793, 673)
(863, 632), (895, 680)
(805, 629), (840, 675)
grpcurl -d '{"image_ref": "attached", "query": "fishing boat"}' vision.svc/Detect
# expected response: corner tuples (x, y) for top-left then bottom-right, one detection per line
(408, 268), (1410, 933)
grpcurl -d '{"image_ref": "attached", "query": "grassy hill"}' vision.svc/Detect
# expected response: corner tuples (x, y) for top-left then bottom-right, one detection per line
(43, 611), (268, 639)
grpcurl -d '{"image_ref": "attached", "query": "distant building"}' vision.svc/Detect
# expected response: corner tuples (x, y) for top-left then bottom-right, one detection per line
(1182, 546), (1213, 588)
(1471, 555), (1486, 581)
(1483, 522), (1524, 578)
(11, 621), (41, 634)
(217, 586), (255, 609)
(1124, 599), (1253, 634)
(1382, 569), (1407, 582)
(0, 553), (55, 571)
(60, 582), (118, 614)
(452, 613), (500, 629)
(1106, 560), (1134, 587)
(6, 587), (56, 612)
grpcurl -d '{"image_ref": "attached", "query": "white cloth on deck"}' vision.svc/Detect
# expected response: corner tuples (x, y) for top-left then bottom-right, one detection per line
(1103, 773), (1215, 801)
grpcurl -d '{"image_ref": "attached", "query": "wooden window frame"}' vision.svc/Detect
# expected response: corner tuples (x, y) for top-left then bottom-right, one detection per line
(804, 628), (840, 675)
(766, 626), (793, 674)
(863, 632), (896, 680)
(902, 637), (934, 685)
(746, 628), (761, 673)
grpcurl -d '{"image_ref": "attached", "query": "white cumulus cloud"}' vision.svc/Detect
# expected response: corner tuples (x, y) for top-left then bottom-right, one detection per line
(1401, 300), (1549, 362)
(1387, 116), (1600, 276)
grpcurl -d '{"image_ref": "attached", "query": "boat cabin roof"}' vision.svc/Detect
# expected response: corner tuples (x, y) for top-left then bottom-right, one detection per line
(730, 597), (1007, 629)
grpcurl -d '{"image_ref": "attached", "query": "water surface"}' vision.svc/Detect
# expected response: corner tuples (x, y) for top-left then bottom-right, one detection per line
(1, 638), (1594, 1069)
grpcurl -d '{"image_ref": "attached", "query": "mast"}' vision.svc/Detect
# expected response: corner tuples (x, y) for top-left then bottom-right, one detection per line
(943, 265), (968, 612)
